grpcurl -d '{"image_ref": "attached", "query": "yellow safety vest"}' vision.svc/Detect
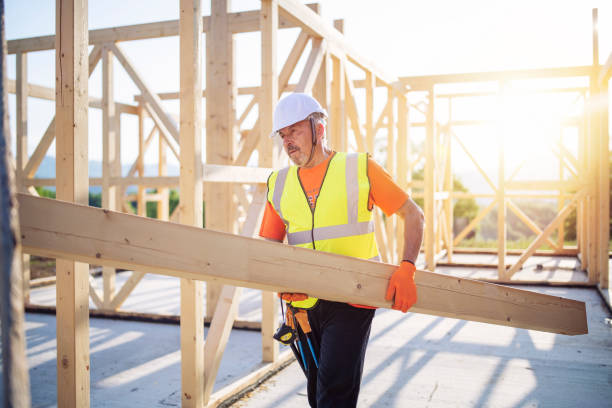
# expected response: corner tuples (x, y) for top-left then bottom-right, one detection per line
(267, 152), (380, 309)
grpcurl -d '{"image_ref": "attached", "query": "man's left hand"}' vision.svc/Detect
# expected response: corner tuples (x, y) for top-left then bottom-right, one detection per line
(385, 261), (417, 313)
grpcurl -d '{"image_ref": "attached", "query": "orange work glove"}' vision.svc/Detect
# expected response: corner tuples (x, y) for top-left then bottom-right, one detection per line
(277, 292), (308, 302)
(385, 260), (417, 313)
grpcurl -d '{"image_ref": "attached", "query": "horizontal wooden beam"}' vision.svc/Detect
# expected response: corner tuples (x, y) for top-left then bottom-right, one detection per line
(23, 164), (272, 187)
(18, 194), (588, 335)
(401, 66), (594, 88)
(7, 4), (321, 54)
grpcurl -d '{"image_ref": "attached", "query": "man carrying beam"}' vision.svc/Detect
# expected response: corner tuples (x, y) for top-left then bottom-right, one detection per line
(261, 93), (425, 407)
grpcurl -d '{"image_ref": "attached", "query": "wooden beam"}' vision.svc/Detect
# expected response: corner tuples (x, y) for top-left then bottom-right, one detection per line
(504, 190), (586, 279)
(295, 38), (325, 93)
(22, 46), (102, 180)
(206, 0), (237, 320)
(400, 66), (595, 88)
(497, 84), (506, 279)
(330, 55), (346, 151)
(109, 43), (179, 143)
(55, 0), (90, 406)
(179, 1), (205, 406)
(101, 46), (119, 309)
(7, 5), (322, 54)
(344, 62), (366, 152)
(259, 0), (280, 365)
(424, 87), (435, 269)
(18, 194), (588, 336)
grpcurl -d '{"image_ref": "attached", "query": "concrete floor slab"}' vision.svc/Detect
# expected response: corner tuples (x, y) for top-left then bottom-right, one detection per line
(234, 287), (612, 408)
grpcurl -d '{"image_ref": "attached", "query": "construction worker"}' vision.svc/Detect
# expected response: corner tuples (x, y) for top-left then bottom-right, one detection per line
(260, 93), (424, 407)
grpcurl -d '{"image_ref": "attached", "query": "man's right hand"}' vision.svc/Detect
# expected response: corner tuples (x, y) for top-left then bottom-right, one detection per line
(278, 292), (308, 302)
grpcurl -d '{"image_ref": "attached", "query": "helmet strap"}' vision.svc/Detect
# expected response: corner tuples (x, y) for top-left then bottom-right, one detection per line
(304, 117), (318, 167)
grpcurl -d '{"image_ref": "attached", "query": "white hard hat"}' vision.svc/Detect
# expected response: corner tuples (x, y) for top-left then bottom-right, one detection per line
(271, 93), (327, 137)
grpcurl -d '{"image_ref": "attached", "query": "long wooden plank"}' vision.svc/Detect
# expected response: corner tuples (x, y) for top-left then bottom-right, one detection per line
(55, 1), (90, 406)
(7, 6), (322, 54)
(18, 194), (588, 336)
(179, 1), (205, 406)
(259, 0), (281, 366)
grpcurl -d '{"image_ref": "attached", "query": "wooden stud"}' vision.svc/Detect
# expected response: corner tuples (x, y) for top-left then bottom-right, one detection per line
(330, 56), (346, 151)
(497, 83), (506, 279)
(102, 45), (118, 308)
(443, 126), (453, 263)
(203, 186), (267, 403)
(137, 106), (146, 217)
(205, 0), (236, 321)
(260, 0), (280, 364)
(344, 63), (366, 152)
(597, 79), (609, 288)
(55, 0), (90, 406)
(158, 133), (169, 221)
(385, 88), (396, 262)
(365, 71), (375, 153)
(15, 51), (32, 306)
(396, 93), (409, 259)
(179, 1), (205, 406)
(18, 193), (589, 336)
(424, 86), (435, 270)
(15, 52), (27, 188)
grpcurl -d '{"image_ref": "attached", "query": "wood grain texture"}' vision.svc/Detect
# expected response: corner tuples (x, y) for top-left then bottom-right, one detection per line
(18, 194), (588, 336)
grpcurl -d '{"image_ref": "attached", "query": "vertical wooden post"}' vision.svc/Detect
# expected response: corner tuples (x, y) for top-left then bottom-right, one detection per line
(424, 86), (435, 270)
(137, 105), (146, 217)
(587, 9), (600, 283)
(498, 82), (506, 279)
(578, 100), (587, 269)
(15, 52), (27, 189)
(598, 86), (609, 288)
(55, 0), (90, 406)
(365, 71), (375, 153)
(179, 0), (204, 406)
(158, 135), (169, 221)
(331, 56), (345, 151)
(443, 122), (453, 263)
(16, 51), (30, 303)
(101, 45), (117, 308)
(396, 93), (408, 259)
(312, 7), (330, 113)
(386, 88), (396, 262)
(593, 9), (609, 288)
(1, 1), (32, 402)
(558, 128), (565, 249)
(260, 0), (279, 363)
(206, 0), (235, 318)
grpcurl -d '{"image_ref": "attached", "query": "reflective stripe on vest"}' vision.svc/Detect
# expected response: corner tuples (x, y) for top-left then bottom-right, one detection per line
(267, 152), (379, 309)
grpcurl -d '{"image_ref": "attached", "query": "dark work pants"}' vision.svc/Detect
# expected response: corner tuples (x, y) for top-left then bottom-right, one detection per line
(292, 300), (375, 408)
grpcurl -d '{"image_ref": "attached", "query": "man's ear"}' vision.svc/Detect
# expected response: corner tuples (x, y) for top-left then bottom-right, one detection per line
(316, 123), (325, 140)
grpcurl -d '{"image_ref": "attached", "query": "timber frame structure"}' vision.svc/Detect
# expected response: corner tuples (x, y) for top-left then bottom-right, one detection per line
(3, 1), (608, 407)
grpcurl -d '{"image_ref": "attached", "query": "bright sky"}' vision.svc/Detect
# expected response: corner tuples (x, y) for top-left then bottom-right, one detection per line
(5, 1), (612, 185)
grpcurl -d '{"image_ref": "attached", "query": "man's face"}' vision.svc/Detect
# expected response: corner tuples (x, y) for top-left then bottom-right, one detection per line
(279, 119), (313, 167)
